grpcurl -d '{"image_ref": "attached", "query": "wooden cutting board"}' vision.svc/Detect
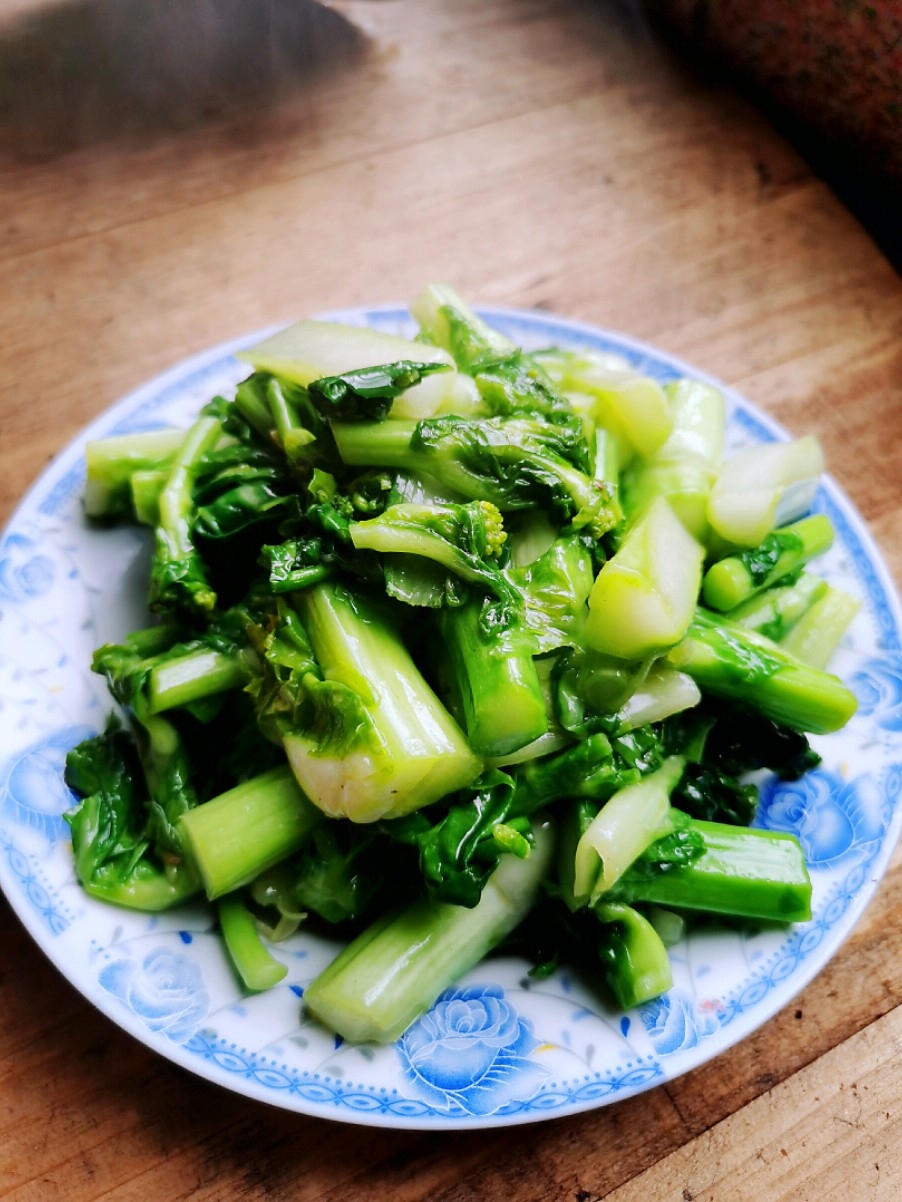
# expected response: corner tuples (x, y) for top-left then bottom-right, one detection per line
(1, 1), (901, 1197)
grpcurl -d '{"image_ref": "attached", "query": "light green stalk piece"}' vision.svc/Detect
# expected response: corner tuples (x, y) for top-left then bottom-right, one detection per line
(303, 822), (554, 1044)
(585, 496), (704, 659)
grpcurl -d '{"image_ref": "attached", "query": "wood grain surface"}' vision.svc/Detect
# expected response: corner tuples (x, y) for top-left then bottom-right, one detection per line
(1, 1), (901, 1198)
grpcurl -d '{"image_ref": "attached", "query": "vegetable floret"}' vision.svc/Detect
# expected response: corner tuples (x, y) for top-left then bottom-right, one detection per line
(349, 498), (508, 592)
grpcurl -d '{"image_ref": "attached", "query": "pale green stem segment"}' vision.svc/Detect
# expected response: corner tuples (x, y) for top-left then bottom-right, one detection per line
(721, 571), (827, 641)
(303, 823), (554, 1044)
(666, 610), (858, 734)
(702, 514), (834, 612)
(594, 901), (674, 1010)
(620, 820), (812, 923)
(585, 496), (704, 660)
(84, 427), (186, 519)
(147, 648), (248, 713)
(129, 468), (168, 526)
(440, 601), (548, 758)
(622, 378), (725, 541)
(179, 766), (322, 899)
(283, 581), (481, 822)
(219, 893), (289, 991)
(573, 755), (685, 905)
(706, 435), (824, 546)
(779, 585), (860, 669)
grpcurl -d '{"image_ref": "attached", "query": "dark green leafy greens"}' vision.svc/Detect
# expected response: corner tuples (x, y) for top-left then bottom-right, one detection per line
(66, 284), (857, 1044)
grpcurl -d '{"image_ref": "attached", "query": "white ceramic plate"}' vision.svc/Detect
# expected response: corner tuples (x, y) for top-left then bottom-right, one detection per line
(2, 307), (901, 1130)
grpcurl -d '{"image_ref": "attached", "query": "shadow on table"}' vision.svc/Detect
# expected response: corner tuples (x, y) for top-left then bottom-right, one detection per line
(0, 0), (367, 161)
(769, 115), (902, 278)
(619, 0), (902, 275)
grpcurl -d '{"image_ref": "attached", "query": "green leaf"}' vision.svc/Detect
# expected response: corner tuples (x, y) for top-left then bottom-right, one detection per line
(308, 361), (452, 422)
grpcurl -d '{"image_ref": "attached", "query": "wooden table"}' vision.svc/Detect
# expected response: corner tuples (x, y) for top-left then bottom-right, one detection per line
(2, 1), (902, 1197)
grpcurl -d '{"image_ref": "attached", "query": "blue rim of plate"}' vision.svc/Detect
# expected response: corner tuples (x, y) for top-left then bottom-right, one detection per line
(1, 306), (901, 1130)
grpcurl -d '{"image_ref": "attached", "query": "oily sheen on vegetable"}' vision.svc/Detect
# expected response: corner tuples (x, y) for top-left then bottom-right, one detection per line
(66, 285), (859, 1043)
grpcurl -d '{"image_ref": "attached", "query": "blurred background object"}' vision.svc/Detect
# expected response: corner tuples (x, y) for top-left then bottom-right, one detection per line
(2, 0), (898, 273)
(645, 0), (902, 269)
(0, 0), (365, 159)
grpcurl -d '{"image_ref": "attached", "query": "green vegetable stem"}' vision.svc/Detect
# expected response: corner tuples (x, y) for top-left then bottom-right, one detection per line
(303, 821), (554, 1044)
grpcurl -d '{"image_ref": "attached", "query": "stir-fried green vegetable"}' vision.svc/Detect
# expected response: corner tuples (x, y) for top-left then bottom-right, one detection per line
(67, 284), (859, 1042)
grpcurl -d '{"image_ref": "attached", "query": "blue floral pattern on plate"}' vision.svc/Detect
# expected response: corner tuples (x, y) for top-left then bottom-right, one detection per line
(1, 306), (901, 1129)
(0, 727), (93, 842)
(640, 990), (720, 1056)
(849, 655), (902, 731)
(755, 769), (887, 869)
(100, 949), (210, 1044)
(397, 985), (549, 1116)
(0, 532), (55, 603)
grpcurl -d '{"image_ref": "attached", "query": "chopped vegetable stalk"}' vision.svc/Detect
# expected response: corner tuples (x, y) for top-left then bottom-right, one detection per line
(486, 729), (570, 769)
(595, 902), (674, 1009)
(594, 428), (624, 528)
(573, 755), (685, 905)
(646, 905), (685, 947)
(584, 496), (705, 659)
(707, 435), (824, 546)
(235, 319), (458, 420)
(779, 585), (860, 669)
(622, 379), (725, 540)
(440, 599), (548, 758)
(219, 893), (289, 991)
(660, 379), (727, 464)
(282, 582), (481, 821)
(85, 427), (186, 519)
(534, 349), (674, 462)
(179, 767), (322, 898)
(702, 514), (834, 612)
(553, 647), (652, 730)
(666, 609), (858, 734)
(150, 413), (223, 617)
(613, 819), (812, 922)
(615, 664), (701, 731)
(129, 468), (168, 526)
(147, 647), (249, 713)
(722, 571), (827, 640)
(505, 509), (559, 567)
(585, 375), (673, 463)
(303, 821), (553, 1044)
(256, 374), (319, 464)
(410, 282), (516, 364)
